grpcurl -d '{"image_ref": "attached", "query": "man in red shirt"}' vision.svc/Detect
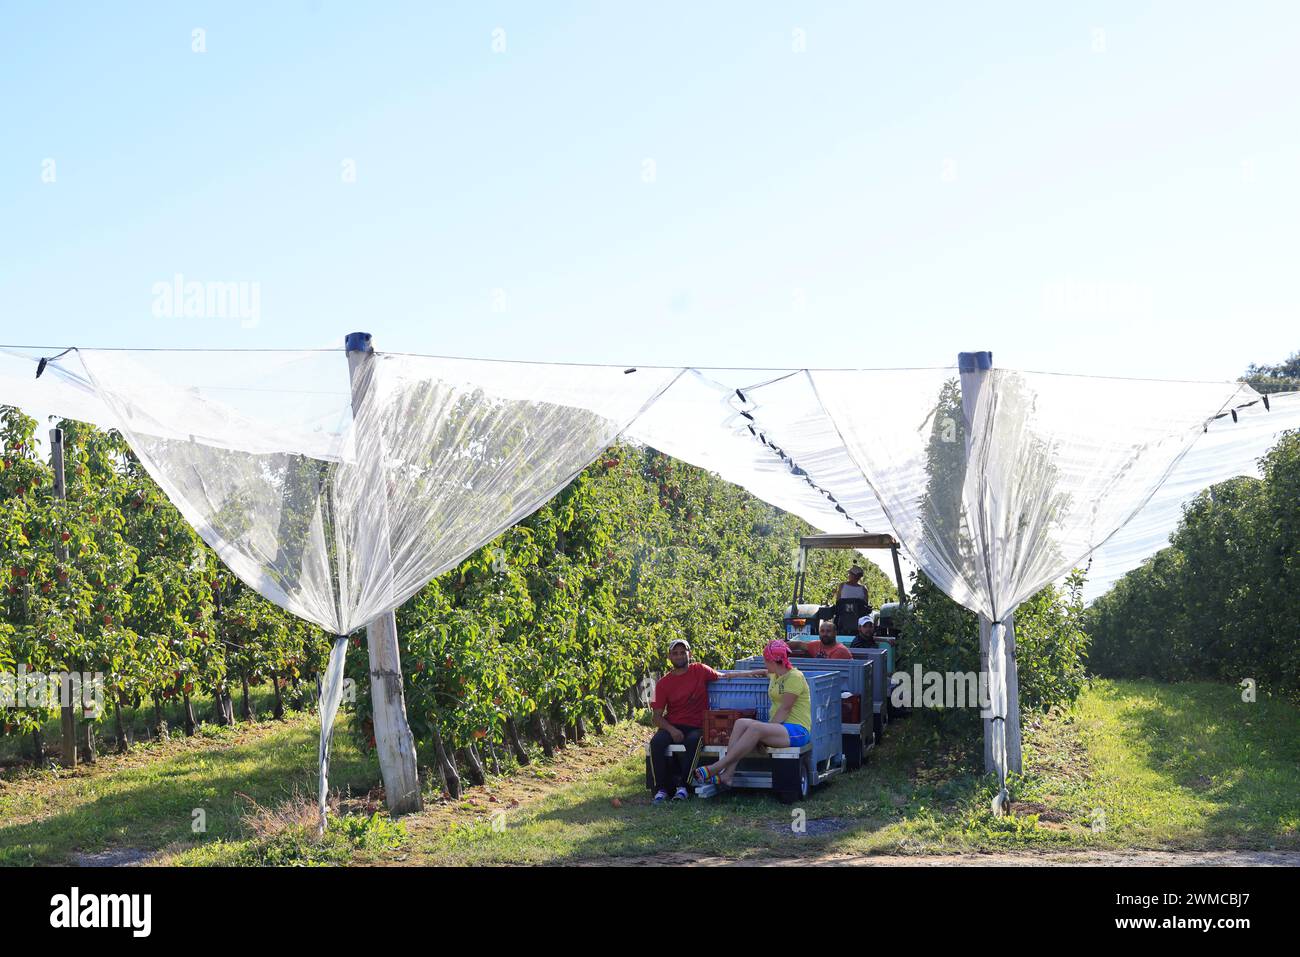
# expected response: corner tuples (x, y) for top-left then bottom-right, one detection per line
(649, 639), (720, 802)
(790, 619), (853, 660)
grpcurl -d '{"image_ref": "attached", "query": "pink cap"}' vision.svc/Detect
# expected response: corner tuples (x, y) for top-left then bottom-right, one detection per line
(763, 639), (791, 668)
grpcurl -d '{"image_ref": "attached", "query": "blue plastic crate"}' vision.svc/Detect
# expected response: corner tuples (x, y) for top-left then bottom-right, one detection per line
(734, 655), (872, 703)
(709, 670), (844, 771)
(857, 648), (888, 712)
(802, 670), (845, 770)
(707, 677), (771, 716)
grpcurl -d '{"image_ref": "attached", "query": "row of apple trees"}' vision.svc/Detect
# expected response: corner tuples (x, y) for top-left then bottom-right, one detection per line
(0, 406), (327, 761)
(1085, 428), (1300, 701)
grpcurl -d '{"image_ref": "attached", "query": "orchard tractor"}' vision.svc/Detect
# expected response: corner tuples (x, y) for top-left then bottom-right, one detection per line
(645, 531), (910, 803)
(785, 532), (908, 748)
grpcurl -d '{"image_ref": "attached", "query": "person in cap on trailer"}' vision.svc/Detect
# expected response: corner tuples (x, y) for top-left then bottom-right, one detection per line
(648, 639), (719, 802)
(850, 614), (876, 649)
(789, 618), (853, 659)
(834, 565), (869, 604)
(693, 639), (813, 788)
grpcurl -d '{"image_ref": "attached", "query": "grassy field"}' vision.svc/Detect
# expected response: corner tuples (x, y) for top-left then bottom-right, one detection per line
(1, 679), (1296, 866)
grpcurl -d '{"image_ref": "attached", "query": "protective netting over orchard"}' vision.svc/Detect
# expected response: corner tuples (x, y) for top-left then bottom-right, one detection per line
(3, 344), (1297, 810)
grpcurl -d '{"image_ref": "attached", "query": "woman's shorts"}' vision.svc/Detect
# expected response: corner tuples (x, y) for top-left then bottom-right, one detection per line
(781, 723), (811, 748)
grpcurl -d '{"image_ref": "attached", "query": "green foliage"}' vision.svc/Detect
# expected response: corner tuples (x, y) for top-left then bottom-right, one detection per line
(0, 408), (330, 744)
(231, 812), (406, 866)
(1086, 429), (1300, 701)
(1241, 349), (1300, 395)
(1013, 570), (1089, 711)
(898, 567), (1091, 737)
(897, 572), (979, 677)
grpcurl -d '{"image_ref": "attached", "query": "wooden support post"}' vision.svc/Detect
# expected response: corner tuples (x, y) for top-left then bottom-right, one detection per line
(345, 332), (423, 814)
(52, 428), (76, 770)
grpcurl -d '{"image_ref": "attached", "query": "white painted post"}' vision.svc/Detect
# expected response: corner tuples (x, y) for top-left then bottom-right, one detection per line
(1004, 610), (1022, 775)
(977, 613), (1021, 773)
(958, 351), (1023, 803)
(344, 332), (423, 814)
(978, 614), (992, 772)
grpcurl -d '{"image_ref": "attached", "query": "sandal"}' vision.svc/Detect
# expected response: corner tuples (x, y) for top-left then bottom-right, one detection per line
(693, 765), (722, 787)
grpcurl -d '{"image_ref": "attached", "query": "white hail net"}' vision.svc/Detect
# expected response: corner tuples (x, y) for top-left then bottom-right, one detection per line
(2, 346), (1278, 809)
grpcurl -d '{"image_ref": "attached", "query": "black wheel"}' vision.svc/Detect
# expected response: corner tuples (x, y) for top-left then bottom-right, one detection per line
(778, 758), (811, 803)
(844, 735), (862, 771)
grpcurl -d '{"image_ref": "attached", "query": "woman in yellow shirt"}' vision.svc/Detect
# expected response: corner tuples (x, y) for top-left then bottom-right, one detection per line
(694, 640), (812, 787)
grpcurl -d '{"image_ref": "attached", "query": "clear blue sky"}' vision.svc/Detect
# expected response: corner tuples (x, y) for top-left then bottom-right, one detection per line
(2, 2), (1296, 379)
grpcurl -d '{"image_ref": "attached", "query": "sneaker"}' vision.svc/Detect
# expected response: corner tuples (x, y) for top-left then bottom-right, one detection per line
(673, 787), (689, 801)
(653, 790), (668, 803)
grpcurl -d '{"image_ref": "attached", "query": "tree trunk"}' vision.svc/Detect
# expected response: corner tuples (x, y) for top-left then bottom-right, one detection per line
(81, 721), (96, 763)
(602, 698), (619, 726)
(505, 717), (530, 765)
(626, 682), (643, 717)
(182, 692), (196, 736)
(485, 741), (501, 776)
(459, 745), (486, 787)
(429, 726), (460, 800)
(240, 675), (253, 721)
(551, 707), (568, 749)
(30, 729), (44, 763)
(217, 688), (235, 726)
(115, 694), (129, 753)
(271, 677), (284, 720)
(572, 715), (586, 743)
(60, 702), (77, 768)
(153, 700), (168, 741)
(530, 711), (555, 758)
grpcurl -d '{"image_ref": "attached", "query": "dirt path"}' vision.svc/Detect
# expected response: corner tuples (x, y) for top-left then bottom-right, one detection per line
(381, 723), (647, 864)
(580, 849), (1300, 867)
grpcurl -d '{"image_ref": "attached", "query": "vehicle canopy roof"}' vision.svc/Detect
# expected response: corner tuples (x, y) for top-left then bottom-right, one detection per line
(799, 532), (899, 551)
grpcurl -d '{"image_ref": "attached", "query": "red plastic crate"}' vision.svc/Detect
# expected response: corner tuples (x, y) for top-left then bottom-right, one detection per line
(841, 693), (862, 724)
(703, 708), (756, 745)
